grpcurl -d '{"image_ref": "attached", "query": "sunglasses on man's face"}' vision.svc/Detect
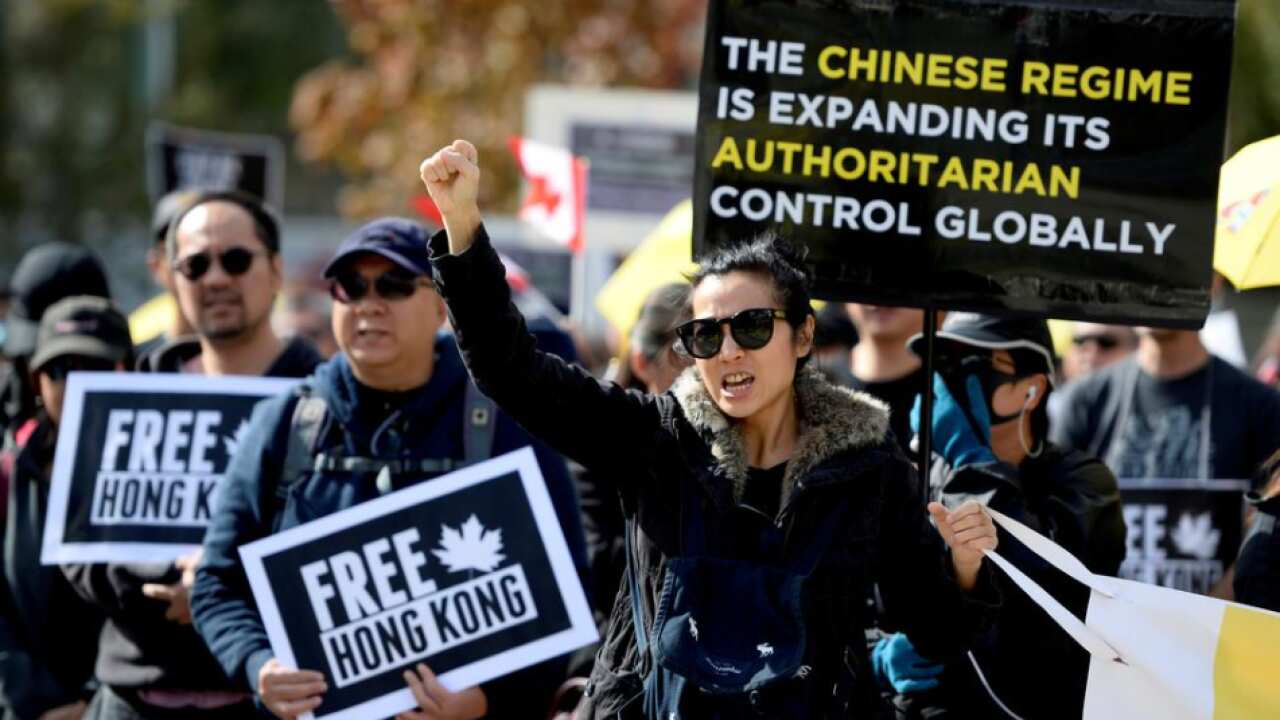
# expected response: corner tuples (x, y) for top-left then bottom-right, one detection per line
(172, 247), (263, 281)
(675, 308), (788, 360)
(329, 269), (432, 304)
(1072, 334), (1121, 350)
(41, 356), (117, 383)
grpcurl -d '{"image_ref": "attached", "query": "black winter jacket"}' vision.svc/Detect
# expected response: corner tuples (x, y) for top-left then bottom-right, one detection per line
(429, 227), (999, 718)
(0, 417), (105, 719)
(1235, 492), (1280, 613)
(924, 443), (1126, 719)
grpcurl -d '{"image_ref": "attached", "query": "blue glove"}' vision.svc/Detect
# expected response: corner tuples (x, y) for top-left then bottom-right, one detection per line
(871, 633), (944, 694)
(910, 372), (997, 469)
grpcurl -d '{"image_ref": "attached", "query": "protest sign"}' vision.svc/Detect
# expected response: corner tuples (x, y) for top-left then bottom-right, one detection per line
(238, 447), (597, 720)
(1118, 477), (1247, 594)
(146, 122), (286, 208)
(41, 372), (298, 564)
(693, 0), (1236, 327)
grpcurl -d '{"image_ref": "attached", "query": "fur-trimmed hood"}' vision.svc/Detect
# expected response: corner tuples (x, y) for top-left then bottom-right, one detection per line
(671, 364), (890, 506)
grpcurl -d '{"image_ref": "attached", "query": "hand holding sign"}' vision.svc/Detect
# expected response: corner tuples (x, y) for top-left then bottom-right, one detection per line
(419, 140), (482, 254)
(259, 657), (327, 720)
(395, 664), (486, 720)
(929, 500), (998, 591)
(141, 548), (202, 624)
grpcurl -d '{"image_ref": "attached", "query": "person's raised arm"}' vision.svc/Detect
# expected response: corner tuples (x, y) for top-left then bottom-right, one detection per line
(419, 140), (668, 476)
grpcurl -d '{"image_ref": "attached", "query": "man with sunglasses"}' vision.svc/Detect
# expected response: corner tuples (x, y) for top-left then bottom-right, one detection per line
(192, 217), (587, 720)
(63, 190), (323, 720)
(0, 296), (130, 720)
(137, 190), (322, 377)
(871, 313), (1124, 720)
(1060, 322), (1136, 383)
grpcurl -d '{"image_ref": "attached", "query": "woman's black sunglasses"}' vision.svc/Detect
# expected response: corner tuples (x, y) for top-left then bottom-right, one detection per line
(675, 308), (788, 359)
(172, 247), (263, 281)
(329, 270), (432, 304)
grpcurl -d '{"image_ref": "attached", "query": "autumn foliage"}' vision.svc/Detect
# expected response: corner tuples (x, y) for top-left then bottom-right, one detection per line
(289, 0), (707, 221)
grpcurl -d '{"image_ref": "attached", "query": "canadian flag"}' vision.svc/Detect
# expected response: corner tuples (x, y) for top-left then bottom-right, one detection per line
(508, 136), (588, 253)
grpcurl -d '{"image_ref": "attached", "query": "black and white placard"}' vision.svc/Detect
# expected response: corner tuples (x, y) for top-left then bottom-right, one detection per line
(41, 372), (299, 564)
(238, 447), (597, 720)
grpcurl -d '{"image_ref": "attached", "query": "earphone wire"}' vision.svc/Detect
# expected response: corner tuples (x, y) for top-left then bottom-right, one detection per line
(1018, 387), (1043, 459)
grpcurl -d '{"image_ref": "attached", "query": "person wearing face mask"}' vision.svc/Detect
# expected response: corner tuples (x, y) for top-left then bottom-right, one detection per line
(875, 313), (1125, 720)
(418, 139), (1002, 719)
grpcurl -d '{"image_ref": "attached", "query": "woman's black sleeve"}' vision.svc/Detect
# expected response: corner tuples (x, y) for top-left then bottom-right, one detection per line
(429, 225), (667, 477)
(876, 457), (1001, 661)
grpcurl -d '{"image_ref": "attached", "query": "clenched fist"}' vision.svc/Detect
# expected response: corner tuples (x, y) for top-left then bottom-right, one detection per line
(419, 140), (482, 254)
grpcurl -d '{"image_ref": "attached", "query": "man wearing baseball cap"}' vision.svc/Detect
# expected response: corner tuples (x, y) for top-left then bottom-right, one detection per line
(193, 217), (587, 720)
(0, 296), (131, 720)
(869, 312), (1125, 720)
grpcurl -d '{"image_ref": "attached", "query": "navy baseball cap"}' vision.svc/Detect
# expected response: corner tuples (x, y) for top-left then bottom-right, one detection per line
(323, 218), (432, 278)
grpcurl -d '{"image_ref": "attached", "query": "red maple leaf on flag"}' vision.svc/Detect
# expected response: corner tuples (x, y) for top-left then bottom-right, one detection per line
(523, 175), (562, 215)
(508, 136), (587, 253)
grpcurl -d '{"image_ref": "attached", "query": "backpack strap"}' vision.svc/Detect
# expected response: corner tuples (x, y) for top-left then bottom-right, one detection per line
(269, 381), (496, 523)
(463, 380), (497, 466)
(625, 519), (651, 657)
(278, 388), (331, 504)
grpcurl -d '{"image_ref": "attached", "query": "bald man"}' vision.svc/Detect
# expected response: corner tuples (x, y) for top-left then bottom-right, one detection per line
(138, 190), (320, 377)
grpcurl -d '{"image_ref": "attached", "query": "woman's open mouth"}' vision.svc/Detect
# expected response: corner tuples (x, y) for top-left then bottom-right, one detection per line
(721, 371), (755, 397)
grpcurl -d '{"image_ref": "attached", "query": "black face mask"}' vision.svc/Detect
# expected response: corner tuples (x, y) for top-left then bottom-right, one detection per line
(938, 353), (1025, 427)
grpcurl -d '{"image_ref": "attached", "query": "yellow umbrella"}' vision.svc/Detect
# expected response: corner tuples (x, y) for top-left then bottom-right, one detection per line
(1214, 135), (1280, 290)
(129, 293), (177, 345)
(595, 200), (698, 339)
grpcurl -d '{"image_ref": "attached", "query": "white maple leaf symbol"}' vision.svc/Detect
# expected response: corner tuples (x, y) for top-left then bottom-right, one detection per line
(222, 420), (251, 459)
(432, 515), (506, 573)
(1171, 511), (1220, 560)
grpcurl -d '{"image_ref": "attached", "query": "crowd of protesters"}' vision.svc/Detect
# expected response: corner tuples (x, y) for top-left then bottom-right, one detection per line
(0, 138), (1276, 720)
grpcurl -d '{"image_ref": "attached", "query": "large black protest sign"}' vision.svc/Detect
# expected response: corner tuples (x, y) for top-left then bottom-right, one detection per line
(1119, 477), (1248, 594)
(146, 122), (286, 208)
(693, 0), (1236, 327)
(41, 373), (299, 564)
(240, 448), (597, 720)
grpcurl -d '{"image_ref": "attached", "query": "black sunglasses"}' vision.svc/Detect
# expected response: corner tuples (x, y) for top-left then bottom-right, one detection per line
(41, 356), (116, 382)
(1072, 334), (1120, 350)
(675, 308), (788, 359)
(172, 247), (263, 281)
(329, 269), (432, 304)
